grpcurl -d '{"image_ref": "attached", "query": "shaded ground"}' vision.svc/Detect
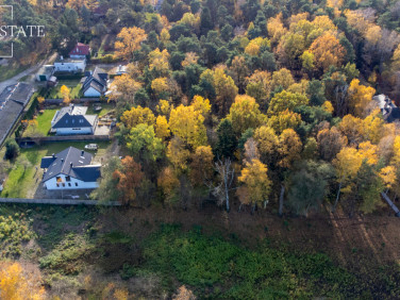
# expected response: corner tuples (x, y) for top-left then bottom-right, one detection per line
(101, 204), (400, 268)
(1, 201), (399, 298)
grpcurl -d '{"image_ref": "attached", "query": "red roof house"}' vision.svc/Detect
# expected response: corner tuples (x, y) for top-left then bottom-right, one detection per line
(69, 43), (90, 59)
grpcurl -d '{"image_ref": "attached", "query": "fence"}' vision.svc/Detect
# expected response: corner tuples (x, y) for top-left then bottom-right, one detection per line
(0, 198), (121, 206)
(16, 134), (110, 146)
(44, 98), (101, 104)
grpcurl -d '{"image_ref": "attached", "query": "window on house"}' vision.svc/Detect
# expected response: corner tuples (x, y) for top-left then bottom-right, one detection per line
(56, 176), (62, 183)
(56, 183), (60, 187)
(75, 182), (78, 187)
(68, 183), (71, 187)
(66, 176), (71, 182)
(62, 183), (65, 187)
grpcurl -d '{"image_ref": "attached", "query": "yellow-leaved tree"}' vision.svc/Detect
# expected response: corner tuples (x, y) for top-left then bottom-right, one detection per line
(226, 95), (264, 136)
(169, 104), (207, 148)
(238, 158), (272, 213)
(332, 147), (363, 211)
(347, 79), (375, 117)
(60, 85), (71, 105)
(115, 26), (147, 60)
(108, 74), (142, 104)
(0, 261), (45, 300)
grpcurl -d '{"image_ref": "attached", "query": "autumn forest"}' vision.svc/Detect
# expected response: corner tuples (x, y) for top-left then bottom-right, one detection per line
(1, 0), (400, 298)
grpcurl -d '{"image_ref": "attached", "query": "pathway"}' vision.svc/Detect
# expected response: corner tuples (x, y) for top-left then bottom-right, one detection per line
(0, 53), (57, 91)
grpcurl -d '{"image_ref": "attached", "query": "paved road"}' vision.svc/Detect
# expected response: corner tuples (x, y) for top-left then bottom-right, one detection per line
(0, 53), (57, 91)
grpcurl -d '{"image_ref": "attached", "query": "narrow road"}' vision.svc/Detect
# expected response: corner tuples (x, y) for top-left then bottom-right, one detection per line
(0, 53), (57, 91)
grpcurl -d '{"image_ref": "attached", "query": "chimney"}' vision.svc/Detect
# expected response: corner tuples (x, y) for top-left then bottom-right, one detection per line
(61, 158), (64, 163)
(52, 153), (55, 158)
(70, 162), (73, 167)
(81, 150), (84, 156)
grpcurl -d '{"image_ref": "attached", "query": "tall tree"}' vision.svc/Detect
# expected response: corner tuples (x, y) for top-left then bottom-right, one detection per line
(115, 26), (147, 61)
(287, 160), (334, 216)
(215, 119), (237, 159)
(238, 158), (272, 213)
(113, 156), (144, 205)
(226, 95), (264, 136)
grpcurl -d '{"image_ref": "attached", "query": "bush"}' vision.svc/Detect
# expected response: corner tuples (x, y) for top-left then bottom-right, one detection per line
(5, 139), (20, 160)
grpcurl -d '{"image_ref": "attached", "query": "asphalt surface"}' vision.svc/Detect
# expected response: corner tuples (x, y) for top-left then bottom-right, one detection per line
(0, 53), (57, 91)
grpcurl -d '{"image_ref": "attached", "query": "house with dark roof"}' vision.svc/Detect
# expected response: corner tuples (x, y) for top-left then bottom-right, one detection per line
(51, 104), (98, 135)
(69, 42), (90, 59)
(40, 147), (101, 190)
(81, 67), (108, 97)
(373, 94), (400, 123)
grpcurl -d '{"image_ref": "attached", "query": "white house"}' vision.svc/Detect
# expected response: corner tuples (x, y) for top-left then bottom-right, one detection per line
(40, 147), (101, 190)
(51, 105), (98, 135)
(81, 67), (108, 97)
(54, 56), (86, 73)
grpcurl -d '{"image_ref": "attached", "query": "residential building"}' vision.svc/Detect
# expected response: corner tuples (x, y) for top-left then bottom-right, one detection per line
(54, 56), (86, 73)
(81, 67), (108, 97)
(40, 147), (101, 190)
(51, 104), (98, 135)
(373, 94), (400, 123)
(111, 64), (127, 76)
(69, 42), (90, 59)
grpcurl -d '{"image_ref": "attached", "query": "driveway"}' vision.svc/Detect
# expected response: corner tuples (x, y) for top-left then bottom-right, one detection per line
(0, 53), (57, 91)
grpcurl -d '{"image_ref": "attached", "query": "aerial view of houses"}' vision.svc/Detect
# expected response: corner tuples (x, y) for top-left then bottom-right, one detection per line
(40, 147), (101, 190)
(1, 1), (400, 298)
(51, 105), (98, 135)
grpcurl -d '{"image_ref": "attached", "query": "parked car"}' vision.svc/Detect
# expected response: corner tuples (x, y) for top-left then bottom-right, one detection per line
(84, 143), (98, 150)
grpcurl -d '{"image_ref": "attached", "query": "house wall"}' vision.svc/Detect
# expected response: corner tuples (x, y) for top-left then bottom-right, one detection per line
(54, 60), (86, 72)
(56, 127), (93, 135)
(70, 54), (87, 59)
(44, 174), (98, 190)
(83, 86), (102, 97)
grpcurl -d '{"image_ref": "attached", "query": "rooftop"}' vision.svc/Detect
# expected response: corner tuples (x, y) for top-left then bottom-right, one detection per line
(51, 105), (97, 129)
(41, 146), (101, 182)
(0, 83), (34, 144)
(69, 43), (90, 56)
(38, 65), (55, 76)
(55, 56), (86, 64)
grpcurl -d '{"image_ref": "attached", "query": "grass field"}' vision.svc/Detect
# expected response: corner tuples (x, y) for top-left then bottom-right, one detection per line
(47, 81), (82, 99)
(1, 141), (111, 198)
(86, 103), (115, 117)
(0, 64), (28, 81)
(36, 108), (58, 135)
(35, 103), (115, 136)
(0, 202), (399, 298)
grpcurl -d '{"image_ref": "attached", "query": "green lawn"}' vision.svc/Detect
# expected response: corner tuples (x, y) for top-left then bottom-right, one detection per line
(36, 109), (58, 135)
(86, 103), (115, 117)
(47, 80), (82, 99)
(35, 103), (115, 137)
(1, 141), (111, 198)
